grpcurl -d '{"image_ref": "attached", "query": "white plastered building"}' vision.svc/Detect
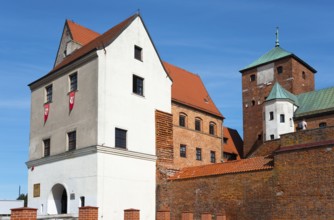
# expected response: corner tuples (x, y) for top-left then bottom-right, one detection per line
(27, 14), (172, 220)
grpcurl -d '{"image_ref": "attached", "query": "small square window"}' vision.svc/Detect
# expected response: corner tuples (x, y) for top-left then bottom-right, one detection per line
(277, 66), (283, 74)
(180, 144), (186, 158)
(210, 151), (216, 163)
(68, 131), (76, 151)
(195, 119), (201, 131)
(223, 137), (228, 144)
(209, 123), (215, 135)
(70, 73), (77, 91)
(250, 74), (256, 82)
(179, 114), (186, 127)
(270, 134), (275, 140)
(134, 45), (142, 61)
(45, 85), (53, 103)
(43, 139), (50, 157)
(319, 122), (327, 128)
(133, 75), (144, 96)
(196, 148), (202, 160)
(115, 128), (127, 148)
(269, 112), (274, 120)
(280, 114), (285, 123)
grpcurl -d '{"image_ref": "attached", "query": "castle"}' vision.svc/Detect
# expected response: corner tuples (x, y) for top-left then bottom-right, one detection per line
(27, 14), (334, 219)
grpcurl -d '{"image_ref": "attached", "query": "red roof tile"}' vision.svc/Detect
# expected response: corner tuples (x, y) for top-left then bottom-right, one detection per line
(163, 62), (224, 118)
(223, 127), (243, 158)
(169, 156), (273, 180)
(66, 20), (100, 46)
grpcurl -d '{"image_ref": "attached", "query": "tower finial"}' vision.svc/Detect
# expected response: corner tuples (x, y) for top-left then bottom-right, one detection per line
(275, 27), (280, 47)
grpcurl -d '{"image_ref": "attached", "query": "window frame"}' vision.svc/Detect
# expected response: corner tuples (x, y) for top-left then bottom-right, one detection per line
(179, 113), (187, 127)
(115, 128), (127, 149)
(68, 131), (76, 151)
(209, 122), (216, 135)
(280, 114), (285, 123)
(180, 144), (186, 158)
(277, 66), (283, 74)
(269, 112), (274, 120)
(45, 84), (53, 103)
(43, 138), (50, 157)
(69, 72), (78, 92)
(133, 75), (144, 96)
(134, 45), (143, 61)
(210, 151), (216, 163)
(319, 122), (327, 128)
(196, 148), (202, 161)
(195, 118), (202, 131)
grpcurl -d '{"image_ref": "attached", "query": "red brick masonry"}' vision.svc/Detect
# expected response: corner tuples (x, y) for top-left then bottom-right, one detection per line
(11, 207), (37, 220)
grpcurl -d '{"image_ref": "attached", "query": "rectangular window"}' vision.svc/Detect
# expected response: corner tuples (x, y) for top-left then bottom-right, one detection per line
(80, 196), (85, 207)
(250, 74), (256, 82)
(133, 75), (144, 96)
(223, 137), (228, 144)
(134, 45), (142, 61)
(45, 85), (53, 103)
(196, 148), (202, 160)
(209, 123), (215, 135)
(269, 112), (274, 120)
(179, 115), (186, 127)
(43, 139), (50, 157)
(180, 144), (186, 158)
(195, 119), (201, 131)
(69, 73), (78, 91)
(277, 66), (283, 74)
(210, 151), (216, 163)
(280, 114), (285, 123)
(270, 134), (275, 140)
(115, 128), (127, 148)
(68, 131), (76, 151)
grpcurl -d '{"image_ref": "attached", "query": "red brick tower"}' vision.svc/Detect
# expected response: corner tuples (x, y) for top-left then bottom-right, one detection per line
(240, 30), (316, 157)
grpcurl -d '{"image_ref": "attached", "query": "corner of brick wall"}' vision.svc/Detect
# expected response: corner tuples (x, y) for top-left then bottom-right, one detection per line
(79, 206), (98, 220)
(124, 209), (140, 220)
(11, 207), (37, 220)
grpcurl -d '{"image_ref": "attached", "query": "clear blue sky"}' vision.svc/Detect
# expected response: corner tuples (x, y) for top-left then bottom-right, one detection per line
(1, 0), (333, 199)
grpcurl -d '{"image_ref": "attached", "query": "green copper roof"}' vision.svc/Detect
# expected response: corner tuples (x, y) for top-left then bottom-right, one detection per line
(241, 46), (292, 71)
(295, 87), (334, 117)
(266, 82), (299, 105)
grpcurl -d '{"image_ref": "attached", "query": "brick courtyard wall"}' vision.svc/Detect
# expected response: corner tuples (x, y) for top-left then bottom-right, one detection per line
(158, 127), (334, 219)
(124, 209), (140, 220)
(11, 207), (37, 220)
(79, 206), (98, 220)
(157, 210), (170, 220)
(249, 139), (280, 157)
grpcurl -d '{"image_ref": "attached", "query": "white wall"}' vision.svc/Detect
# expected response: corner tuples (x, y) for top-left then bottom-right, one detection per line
(257, 63), (274, 85)
(0, 200), (24, 215)
(264, 100), (296, 140)
(97, 16), (172, 155)
(28, 154), (98, 216)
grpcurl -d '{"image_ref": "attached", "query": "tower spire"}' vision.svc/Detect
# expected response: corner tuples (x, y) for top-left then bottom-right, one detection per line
(275, 27), (280, 47)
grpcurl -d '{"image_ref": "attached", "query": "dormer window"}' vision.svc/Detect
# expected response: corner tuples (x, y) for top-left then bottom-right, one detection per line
(134, 45), (142, 61)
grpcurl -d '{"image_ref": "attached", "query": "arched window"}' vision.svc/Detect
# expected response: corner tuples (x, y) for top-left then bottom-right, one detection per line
(195, 117), (202, 131)
(179, 113), (187, 127)
(209, 122), (216, 135)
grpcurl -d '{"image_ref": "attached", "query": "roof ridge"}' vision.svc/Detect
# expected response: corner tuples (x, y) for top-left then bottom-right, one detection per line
(163, 61), (200, 78)
(66, 19), (101, 36)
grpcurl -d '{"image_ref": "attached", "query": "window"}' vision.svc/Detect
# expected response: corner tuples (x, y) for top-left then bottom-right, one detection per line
(68, 131), (76, 151)
(43, 139), (50, 157)
(252, 100), (255, 106)
(45, 85), (53, 103)
(69, 73), (77, 91)
(180, 144), (186, 158)
(210, 151), (216, 163)
(179, 113), (186, 127)
(196, 148), (202, 160)
(250, 74), (256, 82)
(223, 152), (237, 161)
(195, 118), (202, 131)
(223, 137), (228, 144)
(258, 134), (262, 141)
(133, 75), (144, 96)
(280, 114), (285, 123)
(270, 134), (275, 140)
(319, 122), (327, 128)
(269, 112), (274, 120)
(209, 122), (216, 135)
(115, 128), (127, 148)
(80, 196), (85, 207)
(277, 66), (283, 74)
(134, 45), (142, 61)
(302, 71), (306, 80)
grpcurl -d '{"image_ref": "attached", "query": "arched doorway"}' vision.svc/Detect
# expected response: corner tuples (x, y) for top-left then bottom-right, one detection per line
(47, 184), (68, 214)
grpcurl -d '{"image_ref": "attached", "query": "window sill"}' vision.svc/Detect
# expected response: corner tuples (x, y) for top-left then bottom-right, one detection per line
(132, 93), (145, 98)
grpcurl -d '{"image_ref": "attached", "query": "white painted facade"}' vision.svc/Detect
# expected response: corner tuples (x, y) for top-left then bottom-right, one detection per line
(257, 63), (274, 85)
(264, 100), (297, 140)
(28, 15), (172, 220)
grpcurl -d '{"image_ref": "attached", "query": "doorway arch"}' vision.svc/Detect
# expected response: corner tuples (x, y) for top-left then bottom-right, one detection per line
(47, 184), (68, 214)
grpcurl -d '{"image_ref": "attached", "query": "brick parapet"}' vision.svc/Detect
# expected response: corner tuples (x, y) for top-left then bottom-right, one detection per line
(157, 210), (170, 220)
(11, 207), (37, 220)
(79, 206), (98, 220)
(124, 209), (140, 220)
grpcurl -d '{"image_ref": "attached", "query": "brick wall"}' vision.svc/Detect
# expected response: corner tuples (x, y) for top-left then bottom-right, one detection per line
(172, 103), (223, 168)
(11, 208), (37, 220)
(79, 206), (98, 220)
(295, 114), (334, 130)
(158, 127), (334, 219)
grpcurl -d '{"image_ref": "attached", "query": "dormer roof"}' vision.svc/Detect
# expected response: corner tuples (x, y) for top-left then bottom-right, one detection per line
(66, 20), (100, 46)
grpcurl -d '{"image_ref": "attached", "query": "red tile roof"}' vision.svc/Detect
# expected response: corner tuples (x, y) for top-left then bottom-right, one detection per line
(223, 127), (243, 158)
(66, 20), (100, 46)
(169, 156), (273, 180)
(51, 14), (138, 74)
(163, 62), (224, 118)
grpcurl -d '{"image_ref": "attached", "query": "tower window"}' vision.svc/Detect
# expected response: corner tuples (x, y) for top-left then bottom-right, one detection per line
(269, 112), (274, 120)
(302, 71), (306, 79)
(43, 139), (50, 157)
(45, 85), (53, 103)
(196, 148), (202, 160)
(195, 118), (202, 131)
(133, 75), (144, 96)
(115, 128), (127, 148)
(280, 114), (285, 123)
(134, 45), (142, 61)
(180, 144), (186, 158)
(68, 131), (76, 151)
(250, 74), (256, 82)
(277, 66), (283, 74)
(210, 151), (216, 163)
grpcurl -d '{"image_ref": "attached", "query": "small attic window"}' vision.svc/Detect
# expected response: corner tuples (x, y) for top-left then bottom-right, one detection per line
(223, 137), (228, 144)
(277, 66), (283, 74)
(250, 74), (256, 82)
(134, 45), (142, 61)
